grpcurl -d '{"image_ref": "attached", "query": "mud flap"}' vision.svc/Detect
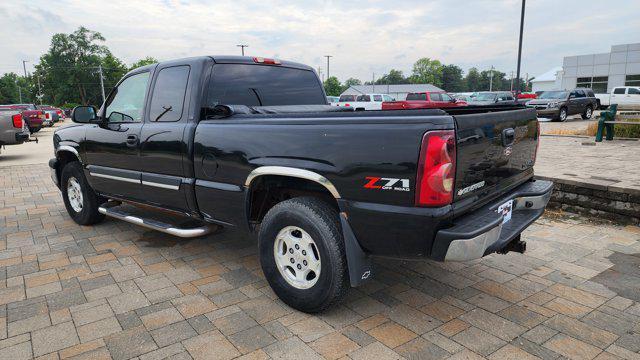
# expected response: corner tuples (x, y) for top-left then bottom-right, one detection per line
(339, 213), (373, 287)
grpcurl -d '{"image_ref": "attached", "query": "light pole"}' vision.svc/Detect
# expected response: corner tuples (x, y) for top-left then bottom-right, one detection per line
(237, 44), (248, 56)
(22, 60), (29, 77)
(515, 0), (526, 95)
(324, 55), (332, 79)
(489, 65), (495, 91)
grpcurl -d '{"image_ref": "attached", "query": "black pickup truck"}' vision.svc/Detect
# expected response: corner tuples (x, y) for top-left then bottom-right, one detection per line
(50, 56), (552, 312)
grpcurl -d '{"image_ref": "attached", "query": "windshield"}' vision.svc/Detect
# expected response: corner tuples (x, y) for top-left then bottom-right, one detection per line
(539, 91), (568, 99)
(474, 93), (497, 101)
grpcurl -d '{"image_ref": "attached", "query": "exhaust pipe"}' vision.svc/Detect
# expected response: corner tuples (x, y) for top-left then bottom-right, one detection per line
(498, 235), (526, 255)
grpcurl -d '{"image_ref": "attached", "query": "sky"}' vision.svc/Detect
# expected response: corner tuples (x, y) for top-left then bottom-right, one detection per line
(1, 0), (639, 82)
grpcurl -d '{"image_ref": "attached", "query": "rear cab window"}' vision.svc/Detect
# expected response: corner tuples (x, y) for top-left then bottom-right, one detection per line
(206, 64), (326, 107)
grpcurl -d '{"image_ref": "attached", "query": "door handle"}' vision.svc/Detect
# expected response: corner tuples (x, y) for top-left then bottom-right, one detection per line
(126, 134), (139, 147)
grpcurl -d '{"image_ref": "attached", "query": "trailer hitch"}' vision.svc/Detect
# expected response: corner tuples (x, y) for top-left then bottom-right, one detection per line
(498, 235), (526, 255)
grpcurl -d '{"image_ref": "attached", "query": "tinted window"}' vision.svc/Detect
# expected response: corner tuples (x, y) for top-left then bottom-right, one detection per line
(339, 95), (356, 102)
(149, 66), (190, 122)
(430, 93), (442, 101)
(356, 95), (371, 101)
(613, 88), (626, 94)
(406, 93), (426, 100)
(574, 90), (586, 98)
(105, 72), (149, 123)
(373, 95), (383, 102)
(629, 88), (640, 95)
(207, 64), (325, 107)
(586, 90), (595, 97)
(441, 93), (453, 101)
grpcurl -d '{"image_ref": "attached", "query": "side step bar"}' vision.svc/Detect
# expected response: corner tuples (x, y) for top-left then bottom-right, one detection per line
(98, 204), (214, 238)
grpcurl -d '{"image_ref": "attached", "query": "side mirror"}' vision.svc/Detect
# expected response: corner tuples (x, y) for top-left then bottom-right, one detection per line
(71, 106), (98, 123)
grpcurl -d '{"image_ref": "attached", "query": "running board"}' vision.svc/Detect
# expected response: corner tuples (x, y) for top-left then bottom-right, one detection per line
(98, 204), (214, 238)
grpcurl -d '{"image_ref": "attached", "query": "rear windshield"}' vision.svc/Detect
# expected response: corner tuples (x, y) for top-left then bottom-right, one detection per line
(406, 93), (427, 100)
(356, 95), (371, 101)
(339, 95), (356, 102)
(206, 64), (326, 107)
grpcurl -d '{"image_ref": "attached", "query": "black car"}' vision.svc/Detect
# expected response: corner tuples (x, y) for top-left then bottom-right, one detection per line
(49, 55), (552, 312)
(526, 88), (598, 121)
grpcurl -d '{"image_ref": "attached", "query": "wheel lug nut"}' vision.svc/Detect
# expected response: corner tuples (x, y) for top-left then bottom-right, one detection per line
(302, 250), (306, 255)
(303, 260), (307, 266)
(289, 248), (293, 254)
(297, 264), (302, 270)
(290, 258), (294, 264)
(295, 244), (300, 250)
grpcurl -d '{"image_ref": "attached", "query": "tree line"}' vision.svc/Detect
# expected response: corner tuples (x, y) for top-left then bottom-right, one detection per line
(0, 26), (531, 106)
(0, 27), (157, 107)
(324, 58), (529, 96)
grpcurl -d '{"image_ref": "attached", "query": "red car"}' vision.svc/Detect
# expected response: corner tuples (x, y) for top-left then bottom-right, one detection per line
(382, 92), (467, 110)
(0, 104), (45, 133)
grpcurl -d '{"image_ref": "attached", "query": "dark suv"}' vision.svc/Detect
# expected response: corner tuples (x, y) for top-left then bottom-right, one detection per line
(525, 88), (598, 122)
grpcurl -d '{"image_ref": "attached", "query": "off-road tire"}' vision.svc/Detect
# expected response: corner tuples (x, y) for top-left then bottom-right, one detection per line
(61, 161), (105, 225)
(258, 197), (349, 313)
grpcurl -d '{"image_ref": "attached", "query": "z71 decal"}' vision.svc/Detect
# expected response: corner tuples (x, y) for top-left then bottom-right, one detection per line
(364, 177), (410, 192)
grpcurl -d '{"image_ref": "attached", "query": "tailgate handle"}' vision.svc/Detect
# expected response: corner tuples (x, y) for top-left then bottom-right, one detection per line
(502, 128), (515, 147)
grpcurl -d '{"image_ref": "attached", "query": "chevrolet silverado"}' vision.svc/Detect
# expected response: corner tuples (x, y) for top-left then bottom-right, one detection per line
(50, 56), (552, 312)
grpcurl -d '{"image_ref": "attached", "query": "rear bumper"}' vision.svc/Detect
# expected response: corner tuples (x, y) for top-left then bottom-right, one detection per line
(15, 132), (29, 142)
(431, 179), (553, 261)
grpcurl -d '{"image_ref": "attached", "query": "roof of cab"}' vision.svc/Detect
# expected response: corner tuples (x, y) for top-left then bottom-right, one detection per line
(127, 55), (314, 75)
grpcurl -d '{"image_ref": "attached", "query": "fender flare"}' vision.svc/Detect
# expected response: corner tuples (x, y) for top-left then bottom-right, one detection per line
(244, 166), (341, 198)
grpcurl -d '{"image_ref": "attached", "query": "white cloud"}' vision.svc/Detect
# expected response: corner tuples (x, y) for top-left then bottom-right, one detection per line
(1, 0), (639, 81)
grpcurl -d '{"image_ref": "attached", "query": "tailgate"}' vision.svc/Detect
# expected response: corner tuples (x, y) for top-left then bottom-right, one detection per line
(453, 108), (538, 205)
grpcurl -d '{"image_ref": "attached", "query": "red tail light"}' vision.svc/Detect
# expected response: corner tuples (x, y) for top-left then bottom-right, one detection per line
(344, 103), (350, 107)
(253, 57), (281, 65)
(12, 114), (22, 128)
(415, 130), (456, 207)
(46, 113), (51, 119)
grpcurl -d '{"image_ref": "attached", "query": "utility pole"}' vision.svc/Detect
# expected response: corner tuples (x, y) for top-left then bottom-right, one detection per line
(515, 0), (526, 96)
(317, 67), (324, 83)
(525, 72), (529, 92)
(510, 71), (514, 91)
(372, 73), (375, 92)
(237, 44), (248, 56)
(22, 60), (29, 77)
(324, 55), (333, 79)
(37, 75), (42, 104)
(16, 81), (22, 103)
(489, 65), (495, 91)
(98, 65), (106, 104)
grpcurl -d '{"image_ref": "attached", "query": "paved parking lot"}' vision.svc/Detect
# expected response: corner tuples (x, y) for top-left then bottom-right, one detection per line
(0, 163), (639, 359)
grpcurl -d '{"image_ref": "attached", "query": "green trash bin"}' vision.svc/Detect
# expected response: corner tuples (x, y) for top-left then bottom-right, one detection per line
(595, 104), (618, 142)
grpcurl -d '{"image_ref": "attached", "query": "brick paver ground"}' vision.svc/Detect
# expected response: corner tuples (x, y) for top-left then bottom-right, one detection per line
(1, 163), (640, 360)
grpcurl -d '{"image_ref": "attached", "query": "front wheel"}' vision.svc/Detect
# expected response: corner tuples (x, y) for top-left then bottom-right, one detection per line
(61, 162), (105, 225)
(558, 107), (568, 122)
(258, 197), (349, 313)
(581, 106), (593, 120)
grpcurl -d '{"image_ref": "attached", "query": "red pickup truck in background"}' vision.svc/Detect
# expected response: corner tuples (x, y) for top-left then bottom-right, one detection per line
(382, 91), (467, 110)
(0, 104), (45, 133)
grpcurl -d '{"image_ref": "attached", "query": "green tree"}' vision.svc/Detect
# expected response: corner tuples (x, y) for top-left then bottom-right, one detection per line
(479, 69), (507, 91)
(375, 69), (408, 85)
(323, 76), (343, 96)
(441, 65), (464, 92)
(465, 67), (481, 92)
(0, 73), (23, 104)
(410, 58), (443, 87)
(34, 27), (114, 106)
(130, 57), (158, 71)
(343, 78), (362, 87)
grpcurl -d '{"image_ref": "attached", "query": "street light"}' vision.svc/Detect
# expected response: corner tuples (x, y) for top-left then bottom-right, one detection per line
(514, 0), (526, 95)
(237, 44), (248, 56)
(22, 60), (29, 77)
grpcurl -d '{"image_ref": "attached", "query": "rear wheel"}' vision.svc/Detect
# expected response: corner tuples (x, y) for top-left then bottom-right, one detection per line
(258, 197), (349, 313)
(61, 162), (105, 225)
(581, 105), (593, 120)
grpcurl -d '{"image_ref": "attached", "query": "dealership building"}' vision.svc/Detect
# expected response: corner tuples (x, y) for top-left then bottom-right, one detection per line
(532, 43), (640, 94)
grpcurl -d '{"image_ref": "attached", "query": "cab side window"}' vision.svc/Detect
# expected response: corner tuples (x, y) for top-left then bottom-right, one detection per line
(441, 93), (453, 101)
(629, 88), (640, 95)
(373, 95), (383, 102)
(149, 66), (190, 122)
(430, 93), (442, 101)
(105, 72), (150, 123)
(613, 88), (626, 94)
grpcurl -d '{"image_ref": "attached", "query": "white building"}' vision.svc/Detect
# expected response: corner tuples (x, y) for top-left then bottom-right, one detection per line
(530, 66), (563, 93)
(560, 43), (640, 94)
(340, 84), (444, 101)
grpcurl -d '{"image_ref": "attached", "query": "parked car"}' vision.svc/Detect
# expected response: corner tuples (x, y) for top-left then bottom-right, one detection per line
(50, 55), (552, 313)
(526, 88), (598, 121)
(0, 104), (44, 133)
(0, 109), (30, 152)
(337, 93), (392, 111)
(453, 93), (474, 102)
(595, 86), (640, 110)
(467, 91), (516, 106)
(37, 105), (62, 123)
(335, 94), (357, 108)
(382, 92), (467, 110)
(326, 96), (339, 104)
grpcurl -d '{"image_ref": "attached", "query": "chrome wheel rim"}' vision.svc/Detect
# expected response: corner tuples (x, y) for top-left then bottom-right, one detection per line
(67, 177), (83, 213)
(560, 109), (567, 121)
(273, 226), (321, 289)
(586, 108), (592, 118)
